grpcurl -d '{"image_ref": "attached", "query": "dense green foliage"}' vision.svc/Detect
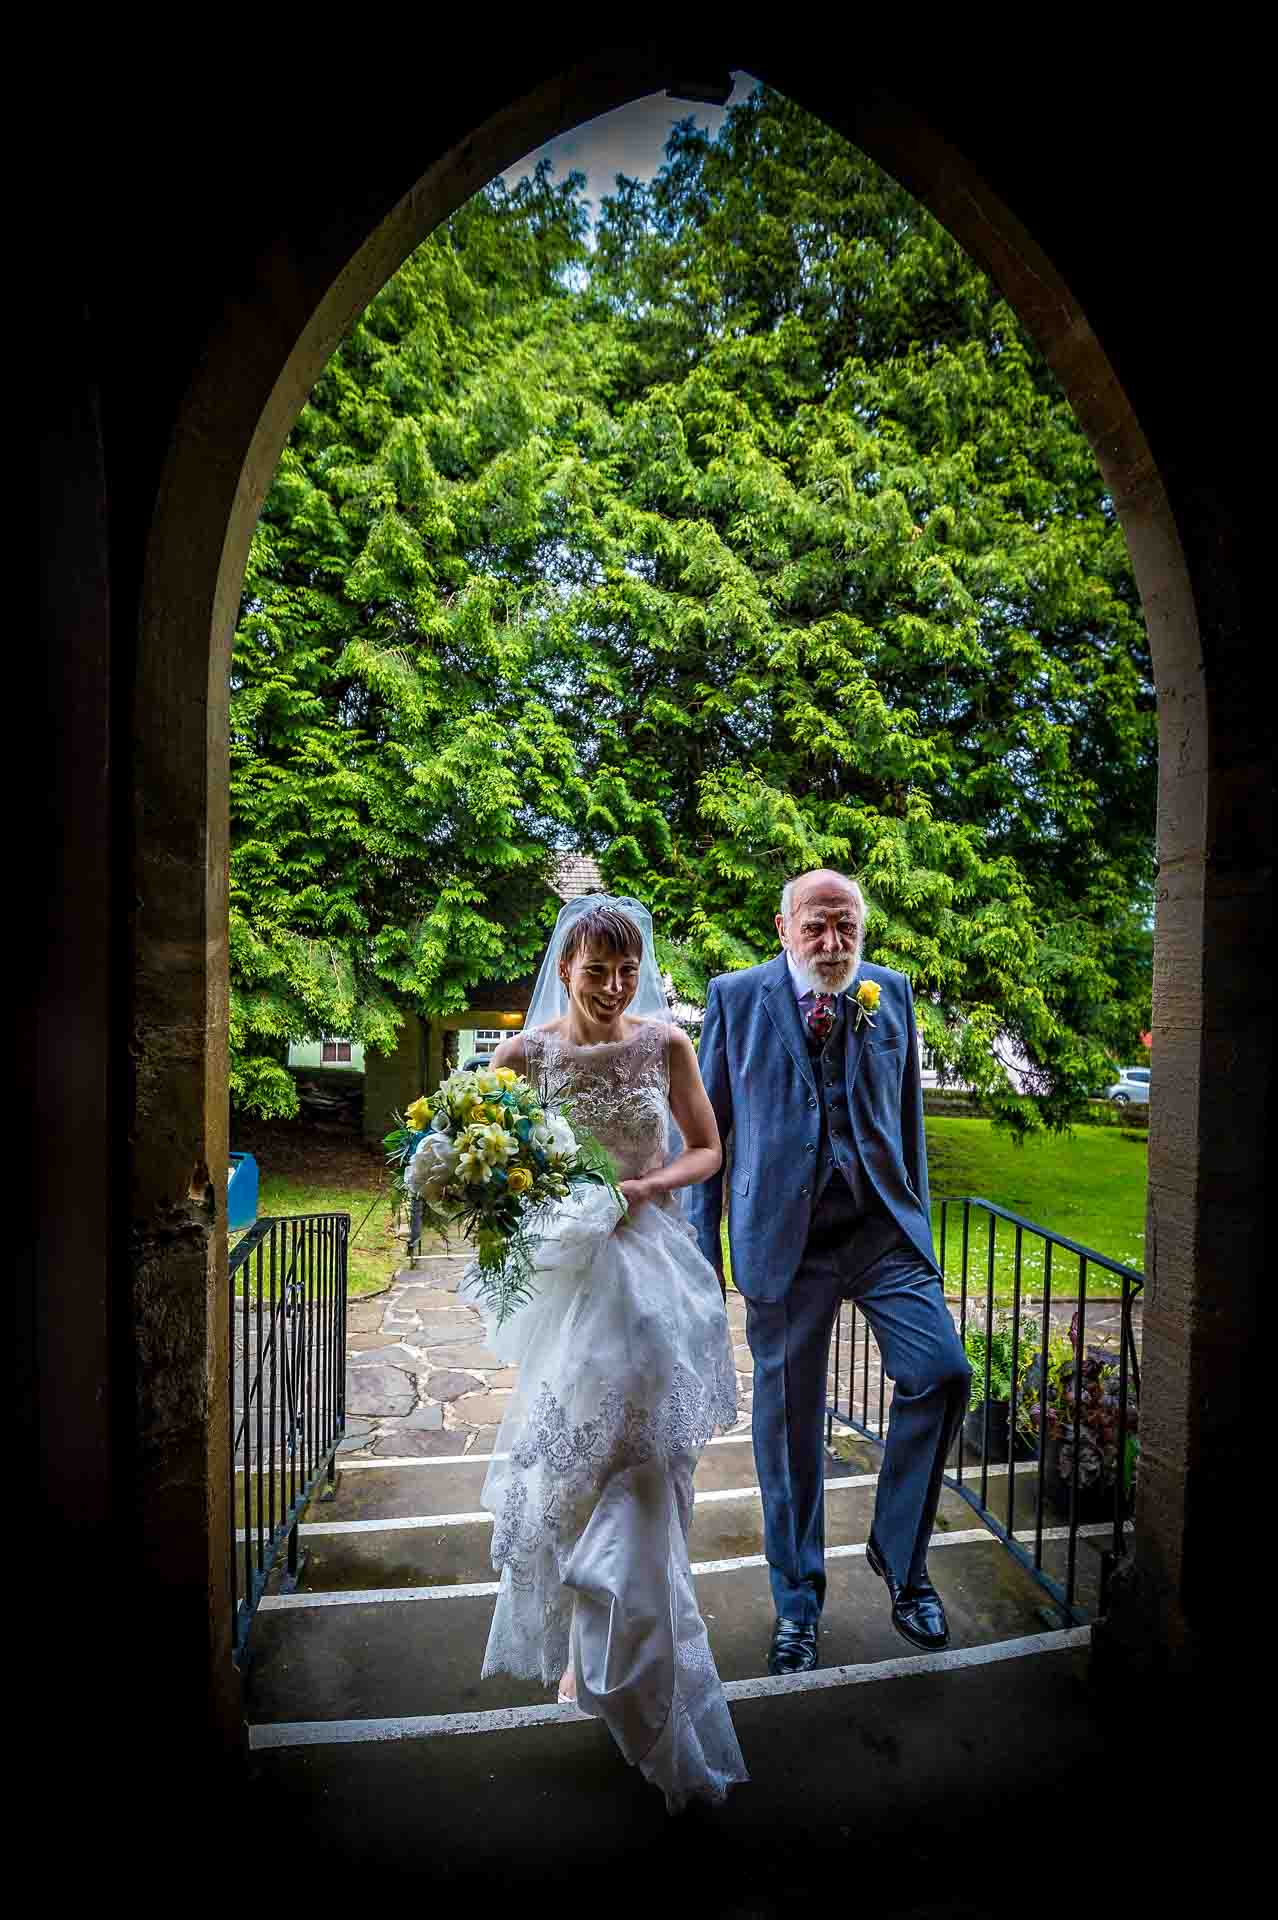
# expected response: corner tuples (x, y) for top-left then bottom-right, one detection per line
(231, 87), (1154, 1125)
(229, 170), (595, 1114)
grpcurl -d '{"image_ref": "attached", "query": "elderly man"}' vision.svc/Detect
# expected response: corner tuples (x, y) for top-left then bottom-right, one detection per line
(688, 870), (970, 1673)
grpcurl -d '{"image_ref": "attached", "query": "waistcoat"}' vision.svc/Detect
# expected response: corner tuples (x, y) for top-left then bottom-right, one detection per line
(805, 995), (874, 1215)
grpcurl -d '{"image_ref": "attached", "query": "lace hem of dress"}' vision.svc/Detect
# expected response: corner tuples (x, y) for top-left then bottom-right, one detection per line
(490, 1365), (738, 1593)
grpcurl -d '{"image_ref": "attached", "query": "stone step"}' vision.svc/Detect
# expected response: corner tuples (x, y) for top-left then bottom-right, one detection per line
(235, 1636), (1194, 1906)
(277, 1477), (873, 1594)
(264, 1450), (1094, 1597)
(235, 1427), (1053, 1533)
(244, 1521), (1104, 1729)
(298, 1429), (880, 1526)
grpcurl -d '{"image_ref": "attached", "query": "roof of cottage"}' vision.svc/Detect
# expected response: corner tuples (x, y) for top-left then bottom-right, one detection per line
(550, 853), (605, 901)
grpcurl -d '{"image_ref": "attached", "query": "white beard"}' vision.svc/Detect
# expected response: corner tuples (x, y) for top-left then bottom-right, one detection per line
(786, 942), (861, 997)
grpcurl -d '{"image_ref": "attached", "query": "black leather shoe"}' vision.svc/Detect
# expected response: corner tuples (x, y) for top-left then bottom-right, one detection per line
(767, 1616), (819, 1675)
(865, 1538), (950, 1652)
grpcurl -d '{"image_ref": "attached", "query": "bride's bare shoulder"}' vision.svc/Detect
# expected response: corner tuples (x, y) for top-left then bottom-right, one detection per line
(489, 1032), (530, 1068)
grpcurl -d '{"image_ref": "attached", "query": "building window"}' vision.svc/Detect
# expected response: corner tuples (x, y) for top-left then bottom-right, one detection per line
(322, 1039), (352, 1063)
(473, 1030), (505, 1057)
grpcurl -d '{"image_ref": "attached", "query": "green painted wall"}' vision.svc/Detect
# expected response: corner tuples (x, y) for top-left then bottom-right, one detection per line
(287, 1038), (366, 1071)
(454, 1026), (513, 1064)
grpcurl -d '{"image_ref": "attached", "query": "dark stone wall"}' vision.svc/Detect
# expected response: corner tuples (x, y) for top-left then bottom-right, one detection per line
(34, 302), (122, 1714)
(33, 27), (1254, 1796)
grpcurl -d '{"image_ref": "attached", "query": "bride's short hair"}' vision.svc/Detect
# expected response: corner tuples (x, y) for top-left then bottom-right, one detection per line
(560, 902), (644, 968)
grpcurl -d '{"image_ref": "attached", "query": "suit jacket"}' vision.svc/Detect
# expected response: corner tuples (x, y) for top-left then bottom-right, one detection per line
(687, 953), (938, 1302)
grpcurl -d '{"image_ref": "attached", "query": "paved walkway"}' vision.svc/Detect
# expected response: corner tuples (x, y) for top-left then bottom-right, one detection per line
(341, 1255), (755, 1459)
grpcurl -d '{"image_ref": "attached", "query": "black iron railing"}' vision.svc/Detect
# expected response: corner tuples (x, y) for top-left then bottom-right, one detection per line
(229, 1211), (349, 1663)
(826, 1196), (1142, 1625)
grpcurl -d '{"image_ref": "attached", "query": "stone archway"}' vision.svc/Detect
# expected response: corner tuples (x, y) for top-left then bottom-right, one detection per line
(105, 40), (1248, 1769)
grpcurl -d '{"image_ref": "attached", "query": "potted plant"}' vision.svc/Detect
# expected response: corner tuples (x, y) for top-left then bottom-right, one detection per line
(959, 1315), (1035, 1462)
(1014, 1312), (1139, 1520)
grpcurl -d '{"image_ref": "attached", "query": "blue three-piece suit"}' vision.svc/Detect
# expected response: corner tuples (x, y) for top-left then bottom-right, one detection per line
(688, 952), (971, 1624)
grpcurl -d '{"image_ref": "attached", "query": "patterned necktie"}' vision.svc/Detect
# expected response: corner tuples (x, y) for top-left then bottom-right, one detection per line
(804, 992), (836, 1045)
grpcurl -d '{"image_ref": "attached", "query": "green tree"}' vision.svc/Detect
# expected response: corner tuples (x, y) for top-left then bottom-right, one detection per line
(229, 166), (596, 1115)
(559, 90), (1154, 1126)
(231, 87), (1154, 1131)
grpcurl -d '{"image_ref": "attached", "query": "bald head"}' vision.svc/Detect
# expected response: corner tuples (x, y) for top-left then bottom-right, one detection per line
(779, 870), (861, 923)
(777, 870), (865, 992)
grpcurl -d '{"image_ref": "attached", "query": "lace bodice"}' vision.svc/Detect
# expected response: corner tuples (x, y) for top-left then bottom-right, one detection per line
(524, 1020), (672, 1181)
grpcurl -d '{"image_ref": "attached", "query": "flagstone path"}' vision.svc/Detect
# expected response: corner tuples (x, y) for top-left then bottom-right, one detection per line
(340, 1254), (757, 1459)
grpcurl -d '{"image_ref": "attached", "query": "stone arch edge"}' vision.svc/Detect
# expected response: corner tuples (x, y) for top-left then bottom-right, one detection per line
(130, 51), (1209, 1750)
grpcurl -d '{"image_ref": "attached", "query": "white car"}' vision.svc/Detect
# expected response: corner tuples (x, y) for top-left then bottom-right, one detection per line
(1106, 1067), (1151, 1105)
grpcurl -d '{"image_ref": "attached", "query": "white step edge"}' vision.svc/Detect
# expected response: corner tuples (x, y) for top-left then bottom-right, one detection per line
(237, 1432), (757, 1474)
(248, 1623), (1092, 1747)
(257, 1520), (1126, 1611)
(238, 1466), (1016, 1543)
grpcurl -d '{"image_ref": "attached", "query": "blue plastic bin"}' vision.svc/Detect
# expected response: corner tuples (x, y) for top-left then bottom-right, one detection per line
(227, 1152), (259, 1230)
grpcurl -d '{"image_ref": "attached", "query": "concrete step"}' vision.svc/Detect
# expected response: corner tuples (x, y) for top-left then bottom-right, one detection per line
(233, 1639), (1194, 1906)
(244, 1523), (1084, 1728)
(301, 1429), (879, 1525)
(262, 1447), (1100, 1597)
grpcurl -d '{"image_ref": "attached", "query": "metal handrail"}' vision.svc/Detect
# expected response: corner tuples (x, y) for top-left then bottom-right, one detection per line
(229, 1211), (349, 1664)
(826, 1195), (1142, 1625)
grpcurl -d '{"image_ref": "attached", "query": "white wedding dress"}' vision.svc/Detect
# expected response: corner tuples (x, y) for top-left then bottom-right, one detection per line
(462, 1019), (748, 1813)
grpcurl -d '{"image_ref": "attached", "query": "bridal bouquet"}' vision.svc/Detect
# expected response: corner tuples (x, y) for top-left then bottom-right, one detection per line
(384, 1064), (624, 1326)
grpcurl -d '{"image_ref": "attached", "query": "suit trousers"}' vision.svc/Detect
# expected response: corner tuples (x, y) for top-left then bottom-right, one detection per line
(745, 1187), (971, 1624)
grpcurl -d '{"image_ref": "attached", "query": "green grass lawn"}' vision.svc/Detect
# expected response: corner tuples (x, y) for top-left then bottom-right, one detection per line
(925, 1116), (1146, 1299)
(230, 1168), (423, 1301)
(722, 1117), (1146, 1301)
(231, 1114), (1147, 1306)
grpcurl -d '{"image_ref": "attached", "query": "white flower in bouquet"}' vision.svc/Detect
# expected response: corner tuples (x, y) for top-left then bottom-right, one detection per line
(405, 1130), (460, 1201)
(534, 1113), (578, 1164)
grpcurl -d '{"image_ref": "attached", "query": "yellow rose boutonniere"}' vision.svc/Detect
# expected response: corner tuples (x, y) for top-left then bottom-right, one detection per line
(506, 1166), (533, 1196)
(853, 979), (881, 1030)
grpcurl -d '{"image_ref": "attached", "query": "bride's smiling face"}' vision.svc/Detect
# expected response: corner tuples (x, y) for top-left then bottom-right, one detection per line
(561, 940), (641, 1026)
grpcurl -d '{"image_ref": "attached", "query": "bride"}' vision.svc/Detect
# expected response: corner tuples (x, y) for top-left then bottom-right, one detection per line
(461, 894), (748, 1813)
